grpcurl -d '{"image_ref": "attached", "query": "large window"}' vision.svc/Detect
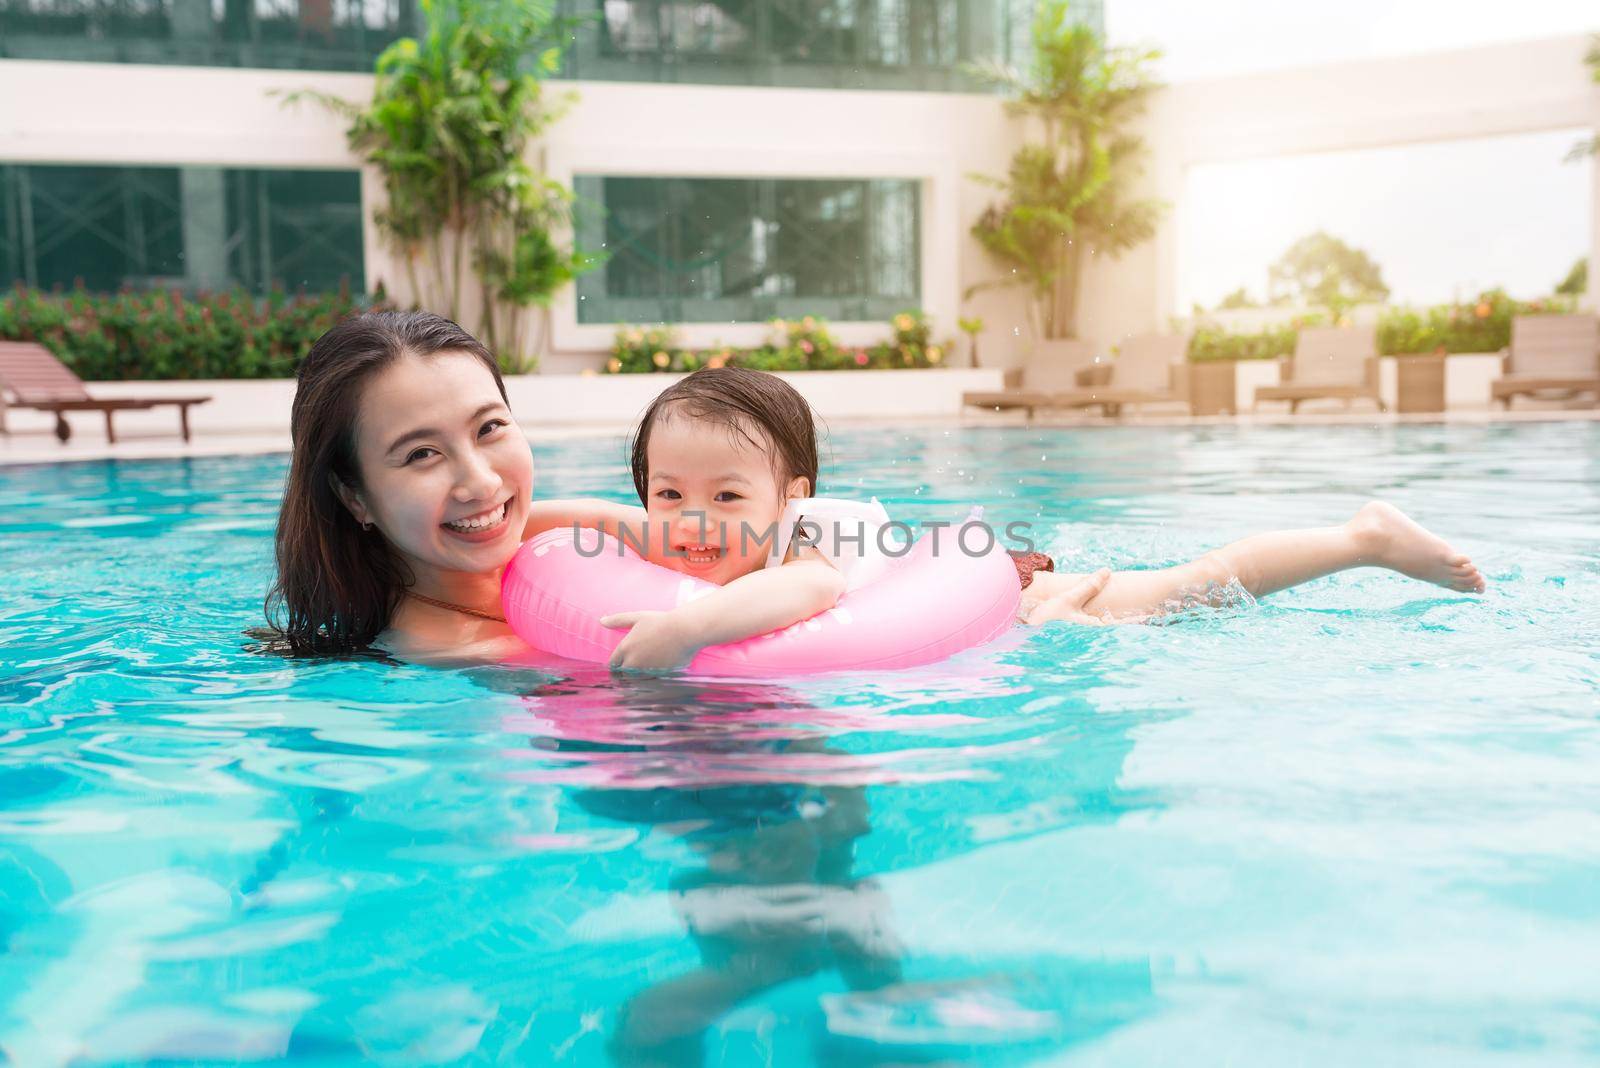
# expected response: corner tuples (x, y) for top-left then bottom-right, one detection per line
(559, 0), (1066, 92)
(0, 164), (364, 294)
(573, 175), (920, 324)
(0, 0), (1102, 91)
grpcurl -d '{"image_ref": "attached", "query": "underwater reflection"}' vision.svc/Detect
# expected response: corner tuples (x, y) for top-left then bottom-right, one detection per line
(515, 674), (902, 1066)
(507, 671), (1156, 1066)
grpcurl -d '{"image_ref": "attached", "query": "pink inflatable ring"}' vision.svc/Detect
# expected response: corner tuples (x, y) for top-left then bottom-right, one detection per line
(501, 510), (1021, 675)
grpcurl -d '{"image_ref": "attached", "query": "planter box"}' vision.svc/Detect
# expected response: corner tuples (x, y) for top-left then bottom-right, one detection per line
(1187, 360), (1238, 415)
(1395, 355), (1447, 413)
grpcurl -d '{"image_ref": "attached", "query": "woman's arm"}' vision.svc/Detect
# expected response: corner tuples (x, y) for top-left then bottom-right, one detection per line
(523, 497), (646, 542)
(601, 559), (847, 671)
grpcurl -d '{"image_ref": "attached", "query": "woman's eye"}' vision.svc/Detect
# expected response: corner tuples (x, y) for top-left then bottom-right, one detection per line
(479, 419), (507, 437)
(405, 447), (438, 464)
(656, 489), (681, 501)
(714, 491), (742, 503)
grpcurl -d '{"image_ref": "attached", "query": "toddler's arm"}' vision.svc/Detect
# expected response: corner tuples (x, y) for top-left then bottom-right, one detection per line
(602, 559), (847, 671)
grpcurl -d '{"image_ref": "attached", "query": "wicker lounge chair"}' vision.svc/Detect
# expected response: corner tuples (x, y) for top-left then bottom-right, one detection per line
(962, 340), (1096, 418)
(0, 341), (211, 444)
(1253, 325), (1386, 413)
(1491, 314), (1600, 409)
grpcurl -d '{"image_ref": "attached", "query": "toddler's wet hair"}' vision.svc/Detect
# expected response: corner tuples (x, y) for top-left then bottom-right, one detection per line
(629, 366), (819, 504)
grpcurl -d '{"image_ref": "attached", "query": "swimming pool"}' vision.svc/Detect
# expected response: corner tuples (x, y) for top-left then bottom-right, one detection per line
(2, 420), (1597, 1065)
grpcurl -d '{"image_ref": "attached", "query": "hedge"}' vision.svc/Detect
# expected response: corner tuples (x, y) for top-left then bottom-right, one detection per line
(1188, 290), (1576, 362)
(0, 284), (386, 380)
(606, 312), (950, 373)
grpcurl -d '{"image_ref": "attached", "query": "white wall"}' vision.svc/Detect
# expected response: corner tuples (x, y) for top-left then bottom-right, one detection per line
(0, 60), (1032, 372)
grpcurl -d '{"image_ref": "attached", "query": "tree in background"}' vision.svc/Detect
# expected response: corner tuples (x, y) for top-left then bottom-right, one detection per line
(1555, 258), (1588, 297)
(290, 0), (598, 370)
(967, 1), (1164, 340)
(1215, 287), (1260, 310)
(1268, 231), (1390, 311)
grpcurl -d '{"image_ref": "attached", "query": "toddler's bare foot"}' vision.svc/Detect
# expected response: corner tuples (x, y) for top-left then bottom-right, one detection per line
(1349, 501), (1485, 593)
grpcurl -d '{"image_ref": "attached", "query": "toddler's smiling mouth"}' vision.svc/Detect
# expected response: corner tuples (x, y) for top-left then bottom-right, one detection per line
(676, 543), (724, 568)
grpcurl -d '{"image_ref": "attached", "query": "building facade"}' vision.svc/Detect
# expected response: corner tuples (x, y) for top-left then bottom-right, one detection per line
(1, 0), (1108, 367)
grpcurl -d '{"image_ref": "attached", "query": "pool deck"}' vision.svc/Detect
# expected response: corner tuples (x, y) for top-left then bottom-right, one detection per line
(3, 405), (1597, 467)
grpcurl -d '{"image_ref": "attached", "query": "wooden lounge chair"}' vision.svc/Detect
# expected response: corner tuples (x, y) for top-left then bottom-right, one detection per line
(962, 340), (1095, 418)
(0, 341), (211, 444)
(1254, 325), (1386, 413)
(1491, 314), (1600, 409)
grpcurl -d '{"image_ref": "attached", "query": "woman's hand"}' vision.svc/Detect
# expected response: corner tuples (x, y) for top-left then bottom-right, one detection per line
(601, 609), (702, 671)
(1023, 568), (1113, 626)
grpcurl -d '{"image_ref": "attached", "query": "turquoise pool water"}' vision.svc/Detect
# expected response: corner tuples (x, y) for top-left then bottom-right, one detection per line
(2, 421), (1598, 1065)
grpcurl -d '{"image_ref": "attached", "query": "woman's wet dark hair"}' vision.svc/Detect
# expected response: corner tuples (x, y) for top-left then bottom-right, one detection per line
(628, 367), (819, 503)
(263, 310), (507, 656)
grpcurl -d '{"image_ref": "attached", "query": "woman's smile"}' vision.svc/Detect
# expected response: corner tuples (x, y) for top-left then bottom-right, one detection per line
(441, 497), (514, 541)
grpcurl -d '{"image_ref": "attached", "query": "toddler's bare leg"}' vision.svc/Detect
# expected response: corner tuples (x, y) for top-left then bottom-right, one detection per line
(1024, 502), (1484, 624)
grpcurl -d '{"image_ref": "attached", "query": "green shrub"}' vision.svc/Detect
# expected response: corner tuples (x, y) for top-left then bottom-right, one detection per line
(1188, 291), (1579, 362)
(604, 311), (950, 374)
(1188, 315), (1325, 362)
(606, 325), (693, 374)
(1376, 289), (1574, 355)
(0, 284), (387, 380)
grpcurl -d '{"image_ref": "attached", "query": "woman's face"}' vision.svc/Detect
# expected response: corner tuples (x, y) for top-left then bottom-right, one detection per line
(341, 350), (533, 583)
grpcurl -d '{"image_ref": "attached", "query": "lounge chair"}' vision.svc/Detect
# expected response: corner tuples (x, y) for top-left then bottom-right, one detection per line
(1491, 314), (1600, 409)
(1037, 333), (1191, 416)
(962, 340), (1095, 418)
(964, 335), (1190, 418)
(1253, 325), (1386, 413)
(0, 341), (211, 444)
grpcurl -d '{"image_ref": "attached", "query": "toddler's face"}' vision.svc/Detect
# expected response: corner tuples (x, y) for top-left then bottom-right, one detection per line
(642, 414), (807, 586)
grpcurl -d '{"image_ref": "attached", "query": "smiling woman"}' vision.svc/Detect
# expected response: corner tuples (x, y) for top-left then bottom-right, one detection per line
(264, 310), (535, 658)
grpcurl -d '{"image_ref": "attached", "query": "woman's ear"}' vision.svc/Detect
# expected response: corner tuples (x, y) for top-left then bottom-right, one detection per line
(330, 473), (372, 527)
(784, 475), (811, 503)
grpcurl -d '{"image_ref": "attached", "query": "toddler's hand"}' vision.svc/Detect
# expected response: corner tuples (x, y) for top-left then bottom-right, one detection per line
(1024, 568), (1112, 626)
(600, 610), (702, 671)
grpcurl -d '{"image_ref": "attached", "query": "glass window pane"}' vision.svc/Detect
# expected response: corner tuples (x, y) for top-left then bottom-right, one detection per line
(0, 163), (364, 295)
(574, 175), (920, 323)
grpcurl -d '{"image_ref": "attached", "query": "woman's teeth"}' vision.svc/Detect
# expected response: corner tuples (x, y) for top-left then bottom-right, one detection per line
(443, 501), (508, 532)
(682, 545), (721, 564)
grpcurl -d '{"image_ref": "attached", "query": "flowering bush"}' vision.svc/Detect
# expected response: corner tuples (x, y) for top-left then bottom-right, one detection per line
(1376, 289), (1574, 356)
(606, 324), (694, 374)
(1188, 291), (1579, 362)
(605, 310), (950, 374)
(0, 284), (388, 380)
(868, 310), (945, 368)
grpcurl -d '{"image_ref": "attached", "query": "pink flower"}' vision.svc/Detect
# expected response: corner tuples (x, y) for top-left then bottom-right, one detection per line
(800, 340), (814, 354)
(854, 351), (869, 366)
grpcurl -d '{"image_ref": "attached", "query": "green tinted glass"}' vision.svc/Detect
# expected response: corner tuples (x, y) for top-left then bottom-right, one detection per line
(574, 175), (919, 324)
(0, 164), (363, 295)
(0, 0), (1103, 89)
(0, 0), (415, 70)
(556, 0), (1061, 91)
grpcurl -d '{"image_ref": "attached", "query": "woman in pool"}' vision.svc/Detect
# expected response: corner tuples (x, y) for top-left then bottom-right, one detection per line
(266, 310), (1483, 665)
